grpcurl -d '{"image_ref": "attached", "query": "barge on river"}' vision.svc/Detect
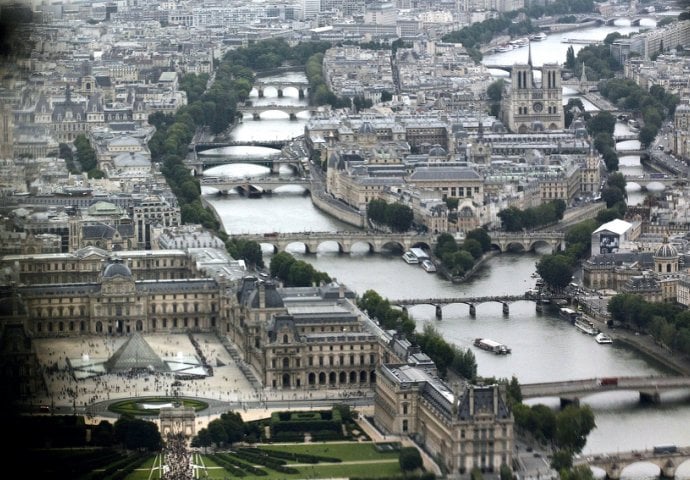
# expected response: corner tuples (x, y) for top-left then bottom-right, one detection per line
(473, 338), (511, 355)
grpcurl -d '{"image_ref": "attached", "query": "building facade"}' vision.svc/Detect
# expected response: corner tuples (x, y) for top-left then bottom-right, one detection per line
(375, 363), (514, 474)
(501, 52), (564, 133)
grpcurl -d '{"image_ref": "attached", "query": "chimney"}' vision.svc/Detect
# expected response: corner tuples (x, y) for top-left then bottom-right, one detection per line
(259, 282), (266, 308)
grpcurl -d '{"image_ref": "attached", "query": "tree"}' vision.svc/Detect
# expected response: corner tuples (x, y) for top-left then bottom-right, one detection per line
(507, 375), (522, 405)
(639, 125), (657, 149)
(380, 90), (393, 102)
(466, 228), (492, 252)
(587, 111), (616, 137)
(601, 186), (625, 208)
(565, 45), (576, 69)
(536, 254), (574, 291)
(399, 446), (423, 472)
(555, 405), (596, 453)
(207, 419), (228, 446)
(500, 464), (513, 480)
(463, 238), (484, 260)
(113, 417), (162, 451)
(551, 449), (574, 471)
(607, 172), (627, 193)
(560, 465), (595, 480)
(386, 203), (414, 232)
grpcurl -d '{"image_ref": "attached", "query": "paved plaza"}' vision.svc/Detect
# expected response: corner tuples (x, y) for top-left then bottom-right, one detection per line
(34, 333), (259, 410)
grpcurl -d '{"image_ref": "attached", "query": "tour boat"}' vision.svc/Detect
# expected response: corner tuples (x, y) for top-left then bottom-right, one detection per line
(474, 338), (511, 355)
(574, 317), (599, 335)
(595, 332), (613, 344)
(530, 32), (547, 41)
(495, 44), (514, 53)
(402, 251), (420, 264)
(559, 307), (578, 322)
(421, 259), (437, 273)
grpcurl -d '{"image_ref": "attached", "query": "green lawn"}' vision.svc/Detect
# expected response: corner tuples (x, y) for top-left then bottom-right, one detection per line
(126, 442), (403, 480)
(257, 442), (400, 462)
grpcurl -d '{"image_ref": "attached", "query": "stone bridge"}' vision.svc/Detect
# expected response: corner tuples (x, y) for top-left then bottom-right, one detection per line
(623, 174), (683, 188)
(253, 80), (309, 99)
(201, 177), (311, 194)
(521, 375), (690, 409)
(231, 231), (435, 255)
(193, 152), (302, 173)
(237, 103), (315, 120)
(490, 231), (565, 253)
(580, 447), (690, 479)
(193, 139), (288, 152)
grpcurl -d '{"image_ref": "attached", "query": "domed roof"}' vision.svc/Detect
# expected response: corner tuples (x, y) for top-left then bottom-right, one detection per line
(428, 145), (447, 157)
(103, 259), (132, 278)
(358, 121), (376, 135)
(491, 121), (506, 133)
(655, 238), (678, 258)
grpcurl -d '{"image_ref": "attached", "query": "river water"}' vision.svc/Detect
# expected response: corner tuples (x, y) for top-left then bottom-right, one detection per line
(203, 22), (690, 469)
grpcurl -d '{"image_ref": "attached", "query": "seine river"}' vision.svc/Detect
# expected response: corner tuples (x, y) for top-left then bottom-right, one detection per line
(202, 23), (690, 470)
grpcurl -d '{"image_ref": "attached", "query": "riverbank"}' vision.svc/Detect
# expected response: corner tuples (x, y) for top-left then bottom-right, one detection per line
(584, 313), (690, 376)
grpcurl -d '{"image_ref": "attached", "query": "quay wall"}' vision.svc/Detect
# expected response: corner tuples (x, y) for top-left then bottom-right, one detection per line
(311, 192), (366, 229)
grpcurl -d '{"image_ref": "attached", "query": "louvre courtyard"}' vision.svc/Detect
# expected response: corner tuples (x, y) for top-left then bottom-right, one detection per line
(30, 332), (368, 425)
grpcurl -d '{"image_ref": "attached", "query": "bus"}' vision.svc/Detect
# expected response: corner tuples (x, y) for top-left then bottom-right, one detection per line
(653, 444), (677, 454)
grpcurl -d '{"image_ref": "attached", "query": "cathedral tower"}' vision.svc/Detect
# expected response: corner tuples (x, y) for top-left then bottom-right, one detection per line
(501, 43), (564, 133)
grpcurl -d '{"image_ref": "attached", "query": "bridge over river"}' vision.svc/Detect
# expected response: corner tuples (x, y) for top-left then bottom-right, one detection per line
(202, 177), (311, 194)
(521, 375), (690, 408)
(229, 230), (565, 256)
(578, 447), (690, 479)
(389, 293), (567, 318)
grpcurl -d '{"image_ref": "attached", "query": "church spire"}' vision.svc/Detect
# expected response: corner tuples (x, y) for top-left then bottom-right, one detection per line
(527, 40), (533, 68)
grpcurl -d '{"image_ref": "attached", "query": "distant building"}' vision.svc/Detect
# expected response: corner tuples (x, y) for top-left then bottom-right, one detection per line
(500, 46), (564, 133)
(591, 218), (641, 256)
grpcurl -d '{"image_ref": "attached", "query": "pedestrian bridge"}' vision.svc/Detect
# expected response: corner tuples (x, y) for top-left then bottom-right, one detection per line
(581, 447), (690, 479)
(231, 231), (435, 254)
(389, 294), (551, 318)
(521, 375), (690, 408)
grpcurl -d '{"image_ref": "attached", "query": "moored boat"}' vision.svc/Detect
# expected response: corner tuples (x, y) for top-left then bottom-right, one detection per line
(559, 307), (578, 322)
(595, 332), (613, 344)
(402, 251), (419, 264)
(421, 259), (437, 273)
(530, 32), (547, 41)
(574, 317), (598, 335)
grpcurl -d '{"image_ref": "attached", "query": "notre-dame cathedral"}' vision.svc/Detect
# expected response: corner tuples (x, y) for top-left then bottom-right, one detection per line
(500, 45), (564, 133)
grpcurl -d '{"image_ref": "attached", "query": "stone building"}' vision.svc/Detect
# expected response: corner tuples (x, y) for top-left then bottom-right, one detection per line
(375, 362), (513, 474)
(231, 278), (383, 390)
(5, 254), (235, 337)
(500, 46), (564, 133)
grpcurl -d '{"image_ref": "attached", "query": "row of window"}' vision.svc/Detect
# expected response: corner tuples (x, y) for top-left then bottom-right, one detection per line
(270, 353), (377, 369)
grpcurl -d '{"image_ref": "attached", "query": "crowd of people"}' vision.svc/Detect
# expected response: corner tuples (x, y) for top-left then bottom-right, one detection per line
(161, 433), (194, 480)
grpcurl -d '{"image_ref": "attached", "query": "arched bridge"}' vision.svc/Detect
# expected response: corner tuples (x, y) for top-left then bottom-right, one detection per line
(231, 231), (435, 255)
(623, 174), (683, 188)
(490, 231), (565, 253)
(581, 447), (690, 479)
(253, 80), (309, 99)
(201, 177), (311, 194)
(522, 375), (690, 408)
(237, 103), (315, 121)
(390, 294), (535, 318)
(193, 139), (288, 152)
